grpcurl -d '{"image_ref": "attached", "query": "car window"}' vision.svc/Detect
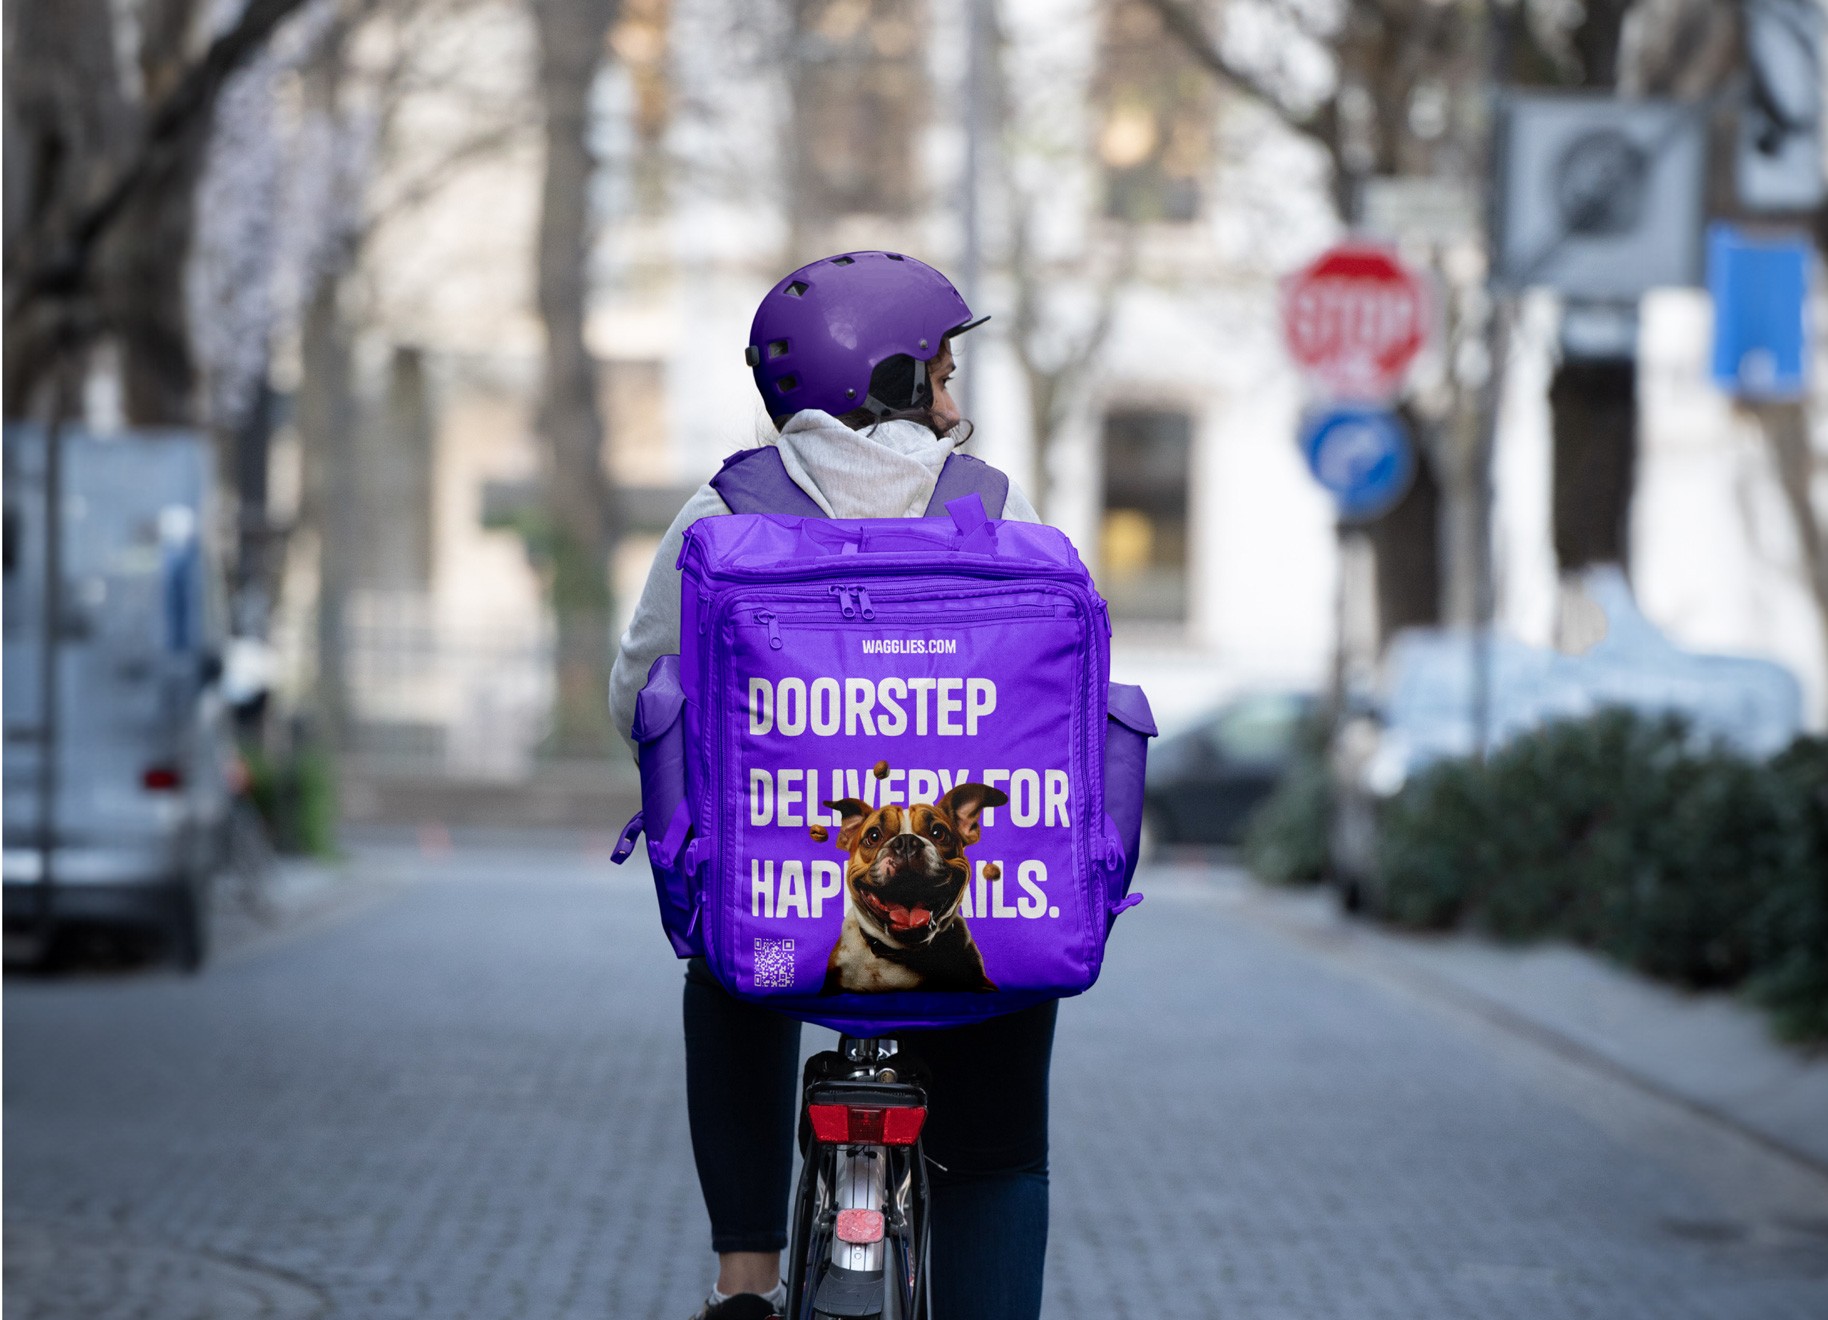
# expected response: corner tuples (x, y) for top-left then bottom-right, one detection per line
(1209, 695), (1307, 761)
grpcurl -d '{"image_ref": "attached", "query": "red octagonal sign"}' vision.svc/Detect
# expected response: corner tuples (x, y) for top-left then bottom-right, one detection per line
(1283, 244), (1429, 400)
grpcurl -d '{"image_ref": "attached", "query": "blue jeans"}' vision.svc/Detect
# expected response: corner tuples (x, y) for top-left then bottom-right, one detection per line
(682, 959), (1055, 1320)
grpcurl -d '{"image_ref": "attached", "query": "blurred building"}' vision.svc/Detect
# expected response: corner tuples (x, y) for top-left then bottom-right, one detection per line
(271, 0), (1823, 778)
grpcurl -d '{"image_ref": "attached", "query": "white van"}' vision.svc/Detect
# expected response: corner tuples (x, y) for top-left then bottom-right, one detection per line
(4, 425), (231, 968)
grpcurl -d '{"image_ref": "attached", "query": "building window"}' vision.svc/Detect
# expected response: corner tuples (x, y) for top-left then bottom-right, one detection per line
(793, 0), (926, 219)
(1096, 0), (1216, 224)
(1102, 408), (1191, 623)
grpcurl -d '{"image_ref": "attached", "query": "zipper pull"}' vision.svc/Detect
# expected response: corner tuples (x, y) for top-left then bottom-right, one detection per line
(829, 584), (856, 618)
(754, 610), (782, 649)
(856, 586), (876, 620)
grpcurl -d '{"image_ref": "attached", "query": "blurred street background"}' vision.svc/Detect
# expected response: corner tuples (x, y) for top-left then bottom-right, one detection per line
(6, 0), (1828, 1316)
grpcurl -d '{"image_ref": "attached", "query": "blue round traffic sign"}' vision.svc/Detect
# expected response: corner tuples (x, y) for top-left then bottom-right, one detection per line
(1299, 408), (1415, 521)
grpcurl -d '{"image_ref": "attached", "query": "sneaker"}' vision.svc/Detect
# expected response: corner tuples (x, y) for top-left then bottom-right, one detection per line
(690, 1292), (783, 1320)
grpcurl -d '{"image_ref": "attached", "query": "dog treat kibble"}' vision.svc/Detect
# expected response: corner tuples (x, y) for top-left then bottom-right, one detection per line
(873, 759), (890, 780)
(982, 862), (1001, 880)
(808, 825), (828, 842)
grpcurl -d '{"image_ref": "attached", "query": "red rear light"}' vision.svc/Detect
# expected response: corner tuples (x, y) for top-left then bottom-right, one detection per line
(808, 1104), (851, 1143)
(807, 1103), (926, 1146)
(142, 766), (184, 791)
(882, 1106), (926, 1144)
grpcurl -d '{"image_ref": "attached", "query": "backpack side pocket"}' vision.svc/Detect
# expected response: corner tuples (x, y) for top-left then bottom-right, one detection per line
(632, 654), (703, 957)
(1102, 682), (1157, 917)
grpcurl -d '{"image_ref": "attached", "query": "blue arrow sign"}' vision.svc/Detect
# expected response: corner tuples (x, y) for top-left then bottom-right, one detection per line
(1300, 408), (1415, 520)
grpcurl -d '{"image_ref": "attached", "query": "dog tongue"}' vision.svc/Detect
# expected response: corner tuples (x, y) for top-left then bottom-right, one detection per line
(886, 903), (931, 931)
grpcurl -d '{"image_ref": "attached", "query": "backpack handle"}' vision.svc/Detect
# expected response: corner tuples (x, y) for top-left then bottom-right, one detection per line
(775, 497), (1000, 559)
(944, 493), (998, 555)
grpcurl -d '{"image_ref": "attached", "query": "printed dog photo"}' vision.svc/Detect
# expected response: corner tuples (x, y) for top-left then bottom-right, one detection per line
(817, 782), (1008, 994)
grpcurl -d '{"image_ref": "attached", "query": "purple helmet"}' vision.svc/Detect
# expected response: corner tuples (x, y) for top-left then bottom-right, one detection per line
(745, 251), (987, 419)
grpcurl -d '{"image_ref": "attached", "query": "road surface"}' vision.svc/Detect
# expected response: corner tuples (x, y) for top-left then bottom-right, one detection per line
(6, 834), (1826, 1318)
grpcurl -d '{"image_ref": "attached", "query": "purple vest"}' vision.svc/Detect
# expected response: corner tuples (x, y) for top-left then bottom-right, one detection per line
(707, 444), (1011, 520)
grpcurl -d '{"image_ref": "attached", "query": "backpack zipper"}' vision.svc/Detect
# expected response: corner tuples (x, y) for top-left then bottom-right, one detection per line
(751, 600), (1073, 648)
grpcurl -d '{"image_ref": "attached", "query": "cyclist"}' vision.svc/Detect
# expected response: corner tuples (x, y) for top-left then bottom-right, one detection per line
(609, 253), (1056, 1320)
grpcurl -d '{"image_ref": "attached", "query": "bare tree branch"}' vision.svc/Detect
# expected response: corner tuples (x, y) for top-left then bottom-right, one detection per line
(363, 118), (539, 232)
(1004, 177), (1131, 518)
(1135, 0), (1335, 150)
(4, 0), (315, 327)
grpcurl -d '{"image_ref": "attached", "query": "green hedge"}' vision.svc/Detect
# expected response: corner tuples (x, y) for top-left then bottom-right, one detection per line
(1374, 710), (1828, 1043)
(243, 741), (340, 859)
(1241, 713), (1333, 885)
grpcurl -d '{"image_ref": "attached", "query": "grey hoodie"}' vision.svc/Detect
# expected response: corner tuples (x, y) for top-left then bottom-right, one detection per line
(608, 410), (1040, 748)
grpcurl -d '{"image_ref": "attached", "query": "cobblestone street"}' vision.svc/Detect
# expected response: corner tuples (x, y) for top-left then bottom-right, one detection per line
(7, 834), (1827, 1319)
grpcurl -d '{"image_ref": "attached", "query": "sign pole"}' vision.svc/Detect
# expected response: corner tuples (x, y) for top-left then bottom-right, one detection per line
(1470, 301), (1510, 762)
(34, 377), (71, 944)
(1472, 11), (1517, 765)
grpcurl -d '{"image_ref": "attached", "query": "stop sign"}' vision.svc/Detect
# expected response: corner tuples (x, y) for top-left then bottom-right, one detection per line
(1283, 244), (1429, 399)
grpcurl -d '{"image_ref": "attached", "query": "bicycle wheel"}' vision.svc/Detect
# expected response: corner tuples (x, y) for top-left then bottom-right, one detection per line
(792, 1141), (925, 1320)
(786, 1142), (832, 1318)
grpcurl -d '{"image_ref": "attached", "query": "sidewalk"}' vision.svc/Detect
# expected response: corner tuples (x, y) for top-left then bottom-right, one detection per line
(209, 848), (409, 966)
(1190, 860), (1828, 1173)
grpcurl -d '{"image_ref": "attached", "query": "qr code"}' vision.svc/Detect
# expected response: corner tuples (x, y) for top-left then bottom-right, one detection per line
(754, 938), (796, 989)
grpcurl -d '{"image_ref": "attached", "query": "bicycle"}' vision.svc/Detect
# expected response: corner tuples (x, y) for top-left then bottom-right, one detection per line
(785, 1036), (932, 1320)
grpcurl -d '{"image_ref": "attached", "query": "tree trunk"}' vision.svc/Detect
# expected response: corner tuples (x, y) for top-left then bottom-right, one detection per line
(1752, 400), (1828, 695)
(107, 172), (202, 425)
(531, 0), (618, 758)
(1, 0), (130, 417)
(107, 0), (207, 426)
(1368, 422), (1447, 637)
(299, 269), (358, 752)
(295, 26), (359, 754)
(1365, 442), (1443, 643)
(1550, 358), (1638, 573)
(1541, 4), (1636, 596)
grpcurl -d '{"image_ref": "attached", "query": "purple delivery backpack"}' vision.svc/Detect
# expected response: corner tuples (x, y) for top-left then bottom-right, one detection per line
(614, 450), (1155, 1034)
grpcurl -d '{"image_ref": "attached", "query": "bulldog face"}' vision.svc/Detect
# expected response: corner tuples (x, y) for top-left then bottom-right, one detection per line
(821, 784), (1008, 942)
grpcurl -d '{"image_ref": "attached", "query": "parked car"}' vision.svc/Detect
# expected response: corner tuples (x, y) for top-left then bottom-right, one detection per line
(4, 426), (232, 968)
(1329, 567), (1803, 909)
(1142, 691), (1317, 849)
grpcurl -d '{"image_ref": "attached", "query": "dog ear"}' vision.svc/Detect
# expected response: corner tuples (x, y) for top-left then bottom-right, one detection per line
(822, 799), (870, 850)
(938, 783), (1009, 844)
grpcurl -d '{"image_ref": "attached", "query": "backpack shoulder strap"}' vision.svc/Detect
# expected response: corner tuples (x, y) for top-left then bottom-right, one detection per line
(708, 446), (827, 518)
(923, 452), (1009, 519)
